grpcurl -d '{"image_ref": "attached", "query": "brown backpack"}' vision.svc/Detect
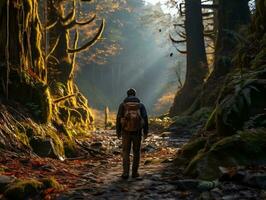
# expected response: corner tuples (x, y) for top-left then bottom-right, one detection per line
(121, 102), (143, 132)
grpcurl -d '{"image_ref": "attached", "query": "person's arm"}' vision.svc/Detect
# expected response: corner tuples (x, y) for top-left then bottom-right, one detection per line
(140, 104), (149, 137)
(116, 103), (124, 138)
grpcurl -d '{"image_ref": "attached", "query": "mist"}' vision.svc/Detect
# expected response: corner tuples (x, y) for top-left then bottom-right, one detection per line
(75, 0), (185, 116)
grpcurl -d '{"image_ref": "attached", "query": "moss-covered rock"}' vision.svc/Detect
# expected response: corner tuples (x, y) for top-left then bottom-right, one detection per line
(170, 107), (212, 134)
(213, 68), (266, 136)
(4, 179), (43, 200)
(41, 177), (62, 190)
(174, 137), (207, 166)
(4, 177), (62, 200)
(185, 129), (266, 180)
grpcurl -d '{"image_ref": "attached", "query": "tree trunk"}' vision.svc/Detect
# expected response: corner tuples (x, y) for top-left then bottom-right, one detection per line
(47, 0), (73, 90)
(169, 0), (208, 117)
(198, 0), (251, 107)
(0, 0), (46, 82)
(0, 0), (51, 123)
(213, 0), (251, 77)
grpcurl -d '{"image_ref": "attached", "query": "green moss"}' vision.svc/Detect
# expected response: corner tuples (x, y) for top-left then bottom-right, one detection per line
(174, 137), (207, 166)
(4, 179), (43, 200)
(41, 177), (62, 190)
(205, 107), (217, 131)
(171, 107), (212, 133)
(63, 139), (78, 158)
(185, 129), (266, 180)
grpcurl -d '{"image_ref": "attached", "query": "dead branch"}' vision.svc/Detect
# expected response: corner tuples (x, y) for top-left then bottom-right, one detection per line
(176, 48), (188, 54)
(64, 14), (96, 29)
(67, 19), (105, 53)
(173, 23), (185, 29)
(45, 20), (58, 30)
(202, 12), (214, 17)
(204, 30), (215, 35)
(178, 31), (187, 39)
(179, 3), (185, 16)
(169, 34), (186, 44)
(62, 0), (76, 23)
(173, 45), (187, 54)
(203, 17), (214, 21)
(201, 4), (219, 9)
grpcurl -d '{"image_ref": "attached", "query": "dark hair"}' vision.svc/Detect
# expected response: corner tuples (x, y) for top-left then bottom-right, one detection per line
(127, 88), (136, 96)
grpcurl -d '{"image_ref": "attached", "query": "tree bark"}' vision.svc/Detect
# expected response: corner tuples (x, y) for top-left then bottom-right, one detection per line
(198, 0), (251, 108)
(169, 0), (208, 117)
(0, 0), (51, 123)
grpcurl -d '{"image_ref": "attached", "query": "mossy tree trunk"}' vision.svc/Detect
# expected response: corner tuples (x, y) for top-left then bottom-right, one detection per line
(213, 0), (251, 77)
(0, 0), (46, 83)
(0, 0), (51, 123)
(169, 0), (208, 117)
(46, 0), (104, 96)
(44, 0), (104, 128)
(198, 0), (251, 107)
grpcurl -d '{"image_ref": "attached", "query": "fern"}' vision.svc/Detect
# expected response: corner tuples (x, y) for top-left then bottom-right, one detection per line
(220, 79), (261, 127)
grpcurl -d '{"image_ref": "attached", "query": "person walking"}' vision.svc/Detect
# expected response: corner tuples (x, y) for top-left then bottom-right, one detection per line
(116, 88), (149, 179)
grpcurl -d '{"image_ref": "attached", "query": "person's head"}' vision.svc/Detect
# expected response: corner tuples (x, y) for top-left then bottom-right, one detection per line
(127, 88), (136, 97)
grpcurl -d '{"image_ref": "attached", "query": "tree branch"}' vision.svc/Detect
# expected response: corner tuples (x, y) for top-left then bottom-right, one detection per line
(45, 19), (58, 30)
(179, 3), (185, 16)
(178, 31), (187, 39)
(67, 19), (105, 53)
(173, 45), (187, 54)
(64, 14), (96, 29)
(202, 12), (214, 17)
(169, 34), (186, 44)
(201, 4), (219, 9)
(62, 0), (76, 23)
(173, 23), (185, 29)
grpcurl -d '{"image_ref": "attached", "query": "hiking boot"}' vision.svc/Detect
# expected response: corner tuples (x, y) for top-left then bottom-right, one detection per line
(132, 173), (139, 178)
(121, 174), (129, 180)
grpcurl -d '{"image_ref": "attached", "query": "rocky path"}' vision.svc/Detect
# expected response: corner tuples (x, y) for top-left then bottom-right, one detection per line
(57, 130), (193, 200)
(1, 129), (264, 199)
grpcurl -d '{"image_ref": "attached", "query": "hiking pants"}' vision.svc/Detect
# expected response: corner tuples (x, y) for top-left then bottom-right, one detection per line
(122, 132), (142, 176)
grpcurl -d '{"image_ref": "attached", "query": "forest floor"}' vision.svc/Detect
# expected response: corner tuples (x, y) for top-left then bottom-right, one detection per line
(0, 129), (264, 200)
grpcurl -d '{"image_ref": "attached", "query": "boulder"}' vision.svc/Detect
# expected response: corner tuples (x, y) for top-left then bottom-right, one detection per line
(174, 137), (207, 166)
(185, 129), (266, 180)
(4, 179), (43, 200)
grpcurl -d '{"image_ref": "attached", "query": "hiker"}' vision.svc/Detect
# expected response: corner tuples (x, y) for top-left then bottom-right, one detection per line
(116, 88), (149, 179)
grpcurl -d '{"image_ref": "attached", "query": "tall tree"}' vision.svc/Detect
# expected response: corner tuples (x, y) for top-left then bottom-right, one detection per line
(46, 0), (104, 95)
(169, 0), (208, 116)
(0, 0), (51, 122)
(43, 0), (105, 128)
(199, 0), (251, 107)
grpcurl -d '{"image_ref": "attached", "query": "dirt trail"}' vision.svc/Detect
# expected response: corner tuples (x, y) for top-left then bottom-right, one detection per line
(1, 129), (263, 199)
(57, 130), (192, 200)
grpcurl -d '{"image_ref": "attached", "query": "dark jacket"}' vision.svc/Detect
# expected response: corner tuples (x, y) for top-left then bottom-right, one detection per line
(116, 95), (148, 137)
